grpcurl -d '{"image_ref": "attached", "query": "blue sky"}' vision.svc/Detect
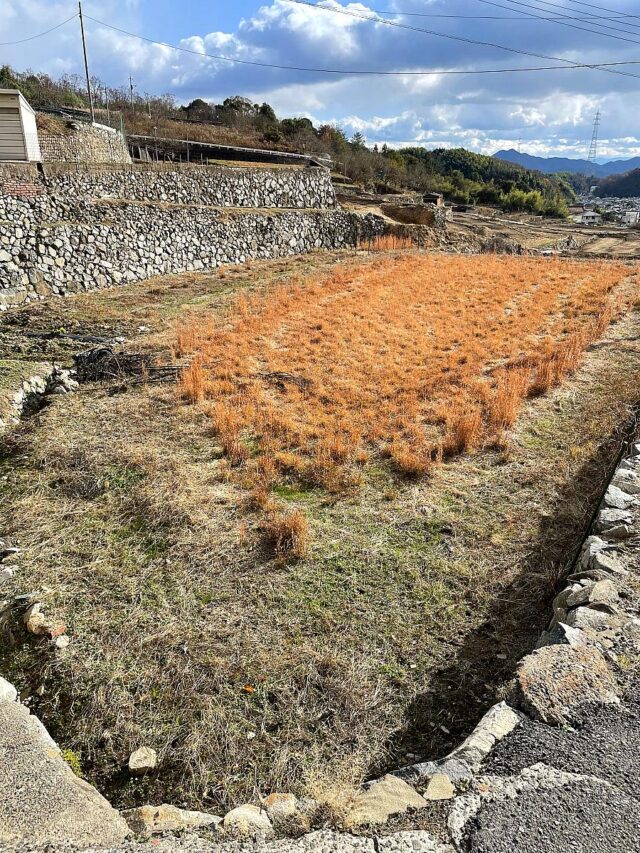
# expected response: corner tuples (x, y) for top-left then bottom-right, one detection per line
(2, 0), (640, 159)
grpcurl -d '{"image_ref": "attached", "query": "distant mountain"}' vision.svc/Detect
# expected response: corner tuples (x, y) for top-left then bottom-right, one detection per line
(594, 169), (640, 198)
(493, 148), (640, 178)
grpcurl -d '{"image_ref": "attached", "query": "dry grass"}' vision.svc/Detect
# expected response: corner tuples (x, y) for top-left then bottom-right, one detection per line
(262, 509), (310, 561)
(2, 251), (639, 817)
(178, 255), (631, 499)
(357, 234), (413, 252)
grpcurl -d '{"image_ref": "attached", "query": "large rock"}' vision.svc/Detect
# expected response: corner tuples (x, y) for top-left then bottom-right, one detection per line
(122, 803), (220, 837)
(345, 774), (426, 828)
(0, 676), (17, 702)
(511, 644), (619, 725)
(220, 803), (273, 838)
(0, 700), (128, 847)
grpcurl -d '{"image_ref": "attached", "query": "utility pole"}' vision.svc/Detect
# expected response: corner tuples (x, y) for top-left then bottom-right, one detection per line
(129, 75), (135, 112)
(78, 2), (95, 123)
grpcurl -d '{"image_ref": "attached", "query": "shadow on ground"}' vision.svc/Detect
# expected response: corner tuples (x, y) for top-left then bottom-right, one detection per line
(375, 410), (639, 775)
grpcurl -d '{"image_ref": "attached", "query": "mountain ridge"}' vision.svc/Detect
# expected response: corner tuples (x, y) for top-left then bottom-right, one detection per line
(494, 148), (640, 178)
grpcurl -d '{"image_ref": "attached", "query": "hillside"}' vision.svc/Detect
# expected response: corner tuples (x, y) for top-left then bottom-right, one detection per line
(494, 148), (640, 178)
(595, 168), (640, 197)
(400, 147), (572, 216)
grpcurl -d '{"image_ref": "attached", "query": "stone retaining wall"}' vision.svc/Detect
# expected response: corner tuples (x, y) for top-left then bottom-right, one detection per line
(33, 162), (337, 209)
(38, 122), (131, 165)
(0, 197), (382, 309)
(0, 164), (377, 309)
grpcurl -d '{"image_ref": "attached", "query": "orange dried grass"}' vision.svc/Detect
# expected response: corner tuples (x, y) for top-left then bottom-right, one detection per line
(358, 234), (413, 252)
(178, 254), (631, 496)
(263, 510), (309, 560)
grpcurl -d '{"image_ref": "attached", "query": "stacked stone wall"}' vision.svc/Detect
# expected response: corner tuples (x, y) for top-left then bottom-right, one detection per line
(38, 163), (337, 209)
(0, 164), (381, 308)
(38, 123), (131, 165)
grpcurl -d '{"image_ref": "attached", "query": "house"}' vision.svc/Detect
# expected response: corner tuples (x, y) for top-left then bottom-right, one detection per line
(571, 210), (601, 226)
(422, 191), (444, 207)
(622, 210), (640, 226)
(0, 89), (42, 162)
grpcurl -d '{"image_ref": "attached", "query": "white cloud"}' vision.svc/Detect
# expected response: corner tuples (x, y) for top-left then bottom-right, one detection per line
(2, 0), (640, 158)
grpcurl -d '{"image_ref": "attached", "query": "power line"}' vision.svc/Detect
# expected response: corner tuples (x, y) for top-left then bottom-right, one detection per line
(500, 0), (640, 30)
(476, 0), (640, 43)
(84, 14), (640, 79)
(287, 0), (640, 79)
(0, 13), (78, 46)
(562, 0), (640, 20)
(355, 3), (640, 27)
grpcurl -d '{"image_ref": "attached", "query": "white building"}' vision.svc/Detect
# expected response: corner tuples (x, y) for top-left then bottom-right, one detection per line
(622, 210), (640, 226)
(0, 89), (42, 162)
(571, 210), (602, 226)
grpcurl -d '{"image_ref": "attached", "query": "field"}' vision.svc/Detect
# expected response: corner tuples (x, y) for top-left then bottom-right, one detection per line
(1, 249), (639, 819)
(177, 255), (630, 554)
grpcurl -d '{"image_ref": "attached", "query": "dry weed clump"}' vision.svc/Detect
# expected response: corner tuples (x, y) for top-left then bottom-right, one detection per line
(358, 234), (413, 252)
(177, 254), (633, 502)
(262, 509), (309, 560)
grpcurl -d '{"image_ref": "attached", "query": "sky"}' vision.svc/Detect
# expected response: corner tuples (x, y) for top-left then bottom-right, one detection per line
(2, 0), (640, 160)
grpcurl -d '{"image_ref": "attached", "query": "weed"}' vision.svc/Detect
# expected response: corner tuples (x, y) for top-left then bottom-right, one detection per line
(263, 509), (309, 561)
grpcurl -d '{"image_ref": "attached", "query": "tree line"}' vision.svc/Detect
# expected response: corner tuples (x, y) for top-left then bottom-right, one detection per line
(1, 64), (571, 217)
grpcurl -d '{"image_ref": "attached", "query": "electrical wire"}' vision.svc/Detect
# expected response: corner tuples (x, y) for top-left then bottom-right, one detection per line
(561, 0), (640, 20)
(0, 13), (78, 46)
(287, 0), (640, 79)
(352, 3), (640, 26)
(84, 13), (640, 79)
(476, 0), (640, 40)
(497, 0), (640, 30)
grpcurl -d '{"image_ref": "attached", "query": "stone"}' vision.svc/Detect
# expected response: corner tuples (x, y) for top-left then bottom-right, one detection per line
(122, 803), (220, 837)
(448, 702), (520, 771)
(511, 644), (619, 725)
(345, 774), (427, 828)
(595, 508), (634, 533)
(0, 677), (17, 702)
(424, 774), (456, 801)
(0, 700), (128, 847)
(613, 469), (640, 494)
(603, 524), (633, 542)
(566, 579), (619, 609)
(536, 622), (587, 650)
(376, 831), (454, 852)
(220, 803), (273, 838)
(263, 792), (299, 821)
(0, 567), (14, 585)
(603, 485), (636, 510)
(565, 606), (617, 630)
(24, 602), (49, 635)
(128, 746), (157, 775)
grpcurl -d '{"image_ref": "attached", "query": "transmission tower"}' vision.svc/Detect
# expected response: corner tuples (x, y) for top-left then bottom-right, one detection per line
(587, 111), (601, 163)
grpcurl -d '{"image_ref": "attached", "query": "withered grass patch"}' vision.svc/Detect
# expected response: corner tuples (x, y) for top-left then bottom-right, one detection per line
(1, 251), (639, 815)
